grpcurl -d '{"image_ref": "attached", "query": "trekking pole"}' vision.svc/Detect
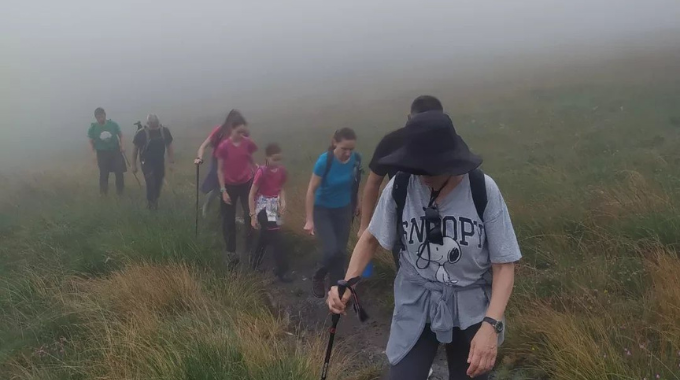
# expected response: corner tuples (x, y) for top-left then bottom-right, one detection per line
(195, 163), (200, 237)
(122, 153), (142, 188)
(320, 277), (368, 380)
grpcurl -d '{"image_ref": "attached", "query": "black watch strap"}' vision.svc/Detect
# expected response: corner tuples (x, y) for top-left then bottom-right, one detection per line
(483, 316), (503, 333)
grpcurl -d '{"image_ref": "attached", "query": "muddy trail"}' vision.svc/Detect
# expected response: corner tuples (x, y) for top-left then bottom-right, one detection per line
(232, 228), (454, 380)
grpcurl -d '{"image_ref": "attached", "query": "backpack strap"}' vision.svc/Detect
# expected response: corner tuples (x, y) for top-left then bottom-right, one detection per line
(160, 125), (166, 144)
(141, 127), (151, 160)
(391, 171), (411, 270)
(351, 153), (362, 193)
(469, 168), (488, 222)
(321, 150), (334, 186)
(144, 127), (150, 146)
(350, 152), (363, 220)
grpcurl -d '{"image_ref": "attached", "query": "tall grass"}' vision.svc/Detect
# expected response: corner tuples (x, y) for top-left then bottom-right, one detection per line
(0, 169), (362, 380)
(268, 80), (680, 378)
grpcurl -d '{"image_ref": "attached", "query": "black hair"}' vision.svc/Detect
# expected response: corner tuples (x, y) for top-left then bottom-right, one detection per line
(410, 95), (443, 115)
(94, 107), (106, 117)
(265, 143), (282, 156)
(328, 127), (357, 151)
(211, 109), (247, 147)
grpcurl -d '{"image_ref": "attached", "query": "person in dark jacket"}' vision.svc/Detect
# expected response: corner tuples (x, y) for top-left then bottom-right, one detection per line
(358, 95), (444, 267)
(131, 114), (174, 210)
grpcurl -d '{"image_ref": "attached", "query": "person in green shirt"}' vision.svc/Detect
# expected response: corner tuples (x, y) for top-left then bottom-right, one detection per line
(87, 107), (127, 195)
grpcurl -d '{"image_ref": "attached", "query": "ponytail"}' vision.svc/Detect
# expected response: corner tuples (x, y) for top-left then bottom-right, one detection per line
(328, 128), (357, 152)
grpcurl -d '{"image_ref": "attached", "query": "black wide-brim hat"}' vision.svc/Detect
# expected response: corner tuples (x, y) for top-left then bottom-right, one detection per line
(378, 111), (482, 176)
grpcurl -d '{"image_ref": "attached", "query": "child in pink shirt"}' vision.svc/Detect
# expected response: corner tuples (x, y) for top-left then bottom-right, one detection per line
(216, 121), (258, 262)
(248, 143), (292, 282)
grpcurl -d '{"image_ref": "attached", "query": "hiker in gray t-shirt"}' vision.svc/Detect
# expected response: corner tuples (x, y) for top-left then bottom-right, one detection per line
(327, 111), (521, 380)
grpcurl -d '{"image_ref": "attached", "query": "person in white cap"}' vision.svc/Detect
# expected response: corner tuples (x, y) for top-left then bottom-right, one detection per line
(131, 114), (175, 210)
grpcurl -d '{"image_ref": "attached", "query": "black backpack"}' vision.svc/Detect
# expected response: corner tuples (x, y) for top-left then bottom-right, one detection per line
(391, 168), (488, 269)
(321, 151), (363, 208)
(139, 126), (168, 161)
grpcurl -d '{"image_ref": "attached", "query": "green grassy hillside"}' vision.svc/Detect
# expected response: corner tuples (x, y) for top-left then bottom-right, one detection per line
(2, 56), (680, 379)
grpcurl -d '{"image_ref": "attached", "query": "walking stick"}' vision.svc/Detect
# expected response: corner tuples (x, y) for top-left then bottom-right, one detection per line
(195, 164), (200, 237)
(320, 277), (368, 380)
(122, 152), (142, 188)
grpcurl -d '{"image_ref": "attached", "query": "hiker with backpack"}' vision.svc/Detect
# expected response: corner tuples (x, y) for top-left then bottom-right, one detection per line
(88, 107), (127, 196)
(248, 143), (293, 283)
(327, 112), (521, 380)
(194, 110), (247, 218)
(304, 128), (363, 298)
(358, 95), (445, 270)
(214, 114), (257, 264)
(131, 114), (174, 210)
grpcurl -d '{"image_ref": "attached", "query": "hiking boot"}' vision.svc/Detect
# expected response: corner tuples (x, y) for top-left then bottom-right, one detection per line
(312, 277), (326, 298)
(223, 251), (240, 267)
(148, 200), (159, 210)
(276, 272), (294, 283)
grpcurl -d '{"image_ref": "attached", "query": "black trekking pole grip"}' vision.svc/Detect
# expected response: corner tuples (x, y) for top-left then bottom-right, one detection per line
(330, 282), (348, 325)
(320, 277), (361, 380)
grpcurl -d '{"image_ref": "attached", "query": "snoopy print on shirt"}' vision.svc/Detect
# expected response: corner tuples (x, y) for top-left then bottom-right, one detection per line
(368, 174), (522, 288)
(417, 236), (463, 285)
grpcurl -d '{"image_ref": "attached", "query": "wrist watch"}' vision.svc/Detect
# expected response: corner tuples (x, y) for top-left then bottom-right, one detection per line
(483, 317), (504, 334)
(220, 187), (227, 193)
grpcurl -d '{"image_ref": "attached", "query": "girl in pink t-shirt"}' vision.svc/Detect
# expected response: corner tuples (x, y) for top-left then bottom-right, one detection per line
(194, 109), (246, 217)
(248, 143), (291, 282)
(214, 117), (258, 263)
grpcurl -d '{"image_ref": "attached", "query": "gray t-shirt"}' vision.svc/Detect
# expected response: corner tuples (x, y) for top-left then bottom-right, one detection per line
(368, 173), (522, 365)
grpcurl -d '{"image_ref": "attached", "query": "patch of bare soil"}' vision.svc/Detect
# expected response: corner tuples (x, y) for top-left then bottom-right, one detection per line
(234, 230), (456, 380)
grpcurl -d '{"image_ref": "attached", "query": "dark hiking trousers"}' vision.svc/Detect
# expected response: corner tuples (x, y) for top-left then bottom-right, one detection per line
(312, 205), (352, 288)
(97, 150), (125, 195)
(388, 323), (489, 380)
(250, 210), (288, 276)
(220, 181), (253, 255)
(142, 161), (165, 209)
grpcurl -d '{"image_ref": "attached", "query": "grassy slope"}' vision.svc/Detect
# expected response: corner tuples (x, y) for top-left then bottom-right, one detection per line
(0, 173), (367, 380)
(265, 73), (680, 378)
(2, 51), (680, 379)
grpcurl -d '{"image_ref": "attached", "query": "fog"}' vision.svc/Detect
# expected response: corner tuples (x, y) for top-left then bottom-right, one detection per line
(2, 0), (680, 165)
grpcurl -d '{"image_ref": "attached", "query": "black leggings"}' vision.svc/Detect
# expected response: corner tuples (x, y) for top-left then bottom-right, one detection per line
(250, 210), (288, 275)
(389, 323), (489, 380)
(220, 181), (253, 253)
(142, 161), (165, 207)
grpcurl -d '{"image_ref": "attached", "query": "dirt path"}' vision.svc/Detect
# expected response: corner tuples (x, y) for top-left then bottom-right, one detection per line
(247, 233), (453, 380)
(248, 234), (388, 375)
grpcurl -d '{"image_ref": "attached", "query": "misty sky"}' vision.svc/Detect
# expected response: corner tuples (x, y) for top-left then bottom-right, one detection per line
(2, 0), (680, 156)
